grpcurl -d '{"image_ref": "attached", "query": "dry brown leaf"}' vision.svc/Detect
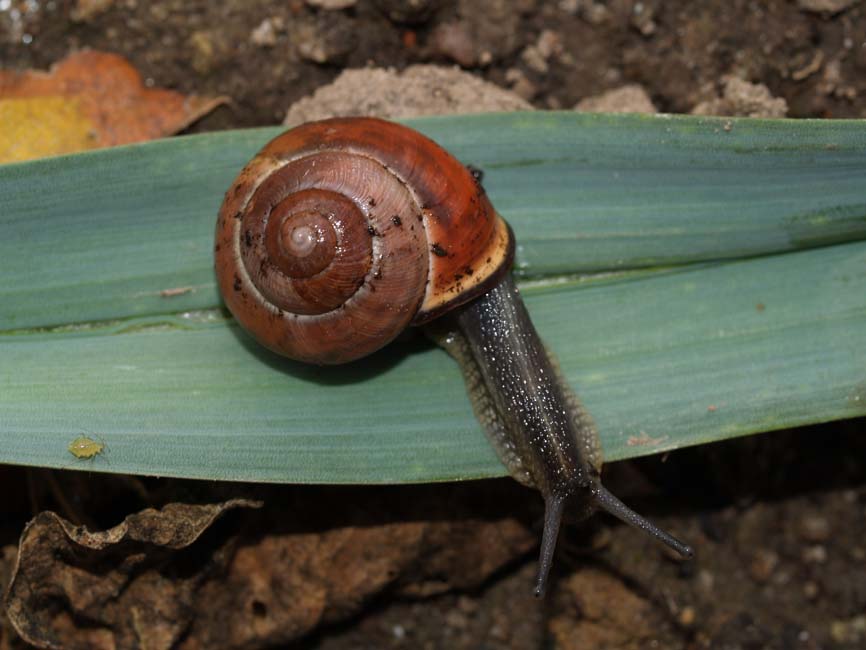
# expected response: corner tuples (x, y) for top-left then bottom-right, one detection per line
(6, 500), (262, 650)
(0, 50), (227, 163)
(5, 483), (535, 650)
(1, 544), (21, 649)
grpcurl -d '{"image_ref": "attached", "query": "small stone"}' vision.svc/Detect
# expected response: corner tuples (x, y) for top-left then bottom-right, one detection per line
(798, 515), (830, 543)
(521, 45), (548, 74)
(431, 21), (476, 67)
(802, 545), (828, 564)
(449, 0), (522, 65)
(797, 0), (859, 14)
(772, 569), (793, 586)
(294, 15), (356, 64)
(749, 548), (779, 583)
(803, 581), (820, 600)
(679, 606), (696, 627)
(536, 30), (562, 59)
(444, 607), (469, 630)
(149, 3), (170, 21)
(691, 76), (787, 118)
(582, 2), (610, 25)
(630, 2), (656, 36)
(575, 84), (657, 113)
(505, 67), (538, 101)
(305, 0), (356, 9)
(697, 569), (715, 594)
(189, 30), (217, 75)
(489, 623), (509, 640)
(456, 595), (477, 613)
(251, 18), (279, 47)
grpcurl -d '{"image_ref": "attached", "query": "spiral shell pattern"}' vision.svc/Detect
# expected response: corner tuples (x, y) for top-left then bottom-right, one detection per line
(215, 117), (512, 364)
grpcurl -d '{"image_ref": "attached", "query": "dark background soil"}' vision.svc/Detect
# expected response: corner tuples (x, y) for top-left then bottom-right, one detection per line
(4, 0), (866, 124)
(2, 1), (866, 649)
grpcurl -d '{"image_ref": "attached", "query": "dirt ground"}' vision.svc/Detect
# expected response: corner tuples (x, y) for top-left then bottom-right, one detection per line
(4, 0), (866, 124)
(2, 1), (866, 649)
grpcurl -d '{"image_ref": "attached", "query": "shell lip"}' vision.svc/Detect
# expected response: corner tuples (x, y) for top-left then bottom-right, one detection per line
(412, 216), (515, 326)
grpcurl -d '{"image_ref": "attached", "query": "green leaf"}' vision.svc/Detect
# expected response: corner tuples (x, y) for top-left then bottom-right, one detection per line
(1, 112), (865, 482)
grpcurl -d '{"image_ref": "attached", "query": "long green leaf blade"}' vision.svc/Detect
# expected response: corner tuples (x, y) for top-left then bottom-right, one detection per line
(1, 112), (865, 482)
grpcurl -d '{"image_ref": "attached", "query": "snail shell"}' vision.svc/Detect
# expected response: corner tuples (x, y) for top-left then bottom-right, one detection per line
(215, 117), (512, 364)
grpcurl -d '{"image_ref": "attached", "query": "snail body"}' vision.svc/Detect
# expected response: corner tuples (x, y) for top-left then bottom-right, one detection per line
(215, 117), (692, 595)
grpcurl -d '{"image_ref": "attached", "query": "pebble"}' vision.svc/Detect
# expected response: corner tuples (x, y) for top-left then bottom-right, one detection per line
(505, 67), (537, 101)
(431, 21), (476, 67)
(798, 514), (830, 543)
(797, 0), (860, 13)
(520, 30), (562, 75)
(630, 2), (656, 36)
(535, 30), (561, 59)
(251, 18), (280, 47)
(521, 45), (548, 74)
(305, 0), (356, 9)
(71, 0), (114, 22)
(697, 569), (715, 594)
(444, 608), (469, 630)
(189, 30), (217, 75)
(802, 545), (828, 564)
(679, 606), (696, 627)
(295, 15), (356, 64)
(749, 548), (779, 583)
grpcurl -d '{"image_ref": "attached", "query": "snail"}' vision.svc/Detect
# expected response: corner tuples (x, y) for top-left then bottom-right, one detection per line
(214, 117), (693, 596)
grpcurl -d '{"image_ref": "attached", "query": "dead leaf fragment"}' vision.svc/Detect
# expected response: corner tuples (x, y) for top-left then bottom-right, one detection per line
(5, 482), (535, 650)
(6, 499), (262, 650)
(0, 50), (227, 163)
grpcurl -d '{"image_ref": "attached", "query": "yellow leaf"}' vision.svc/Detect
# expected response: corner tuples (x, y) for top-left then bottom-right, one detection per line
(0, 96), (97, 163)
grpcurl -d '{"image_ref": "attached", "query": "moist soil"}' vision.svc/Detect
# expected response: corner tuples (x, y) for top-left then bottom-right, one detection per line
(2, 1), (866, 649)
